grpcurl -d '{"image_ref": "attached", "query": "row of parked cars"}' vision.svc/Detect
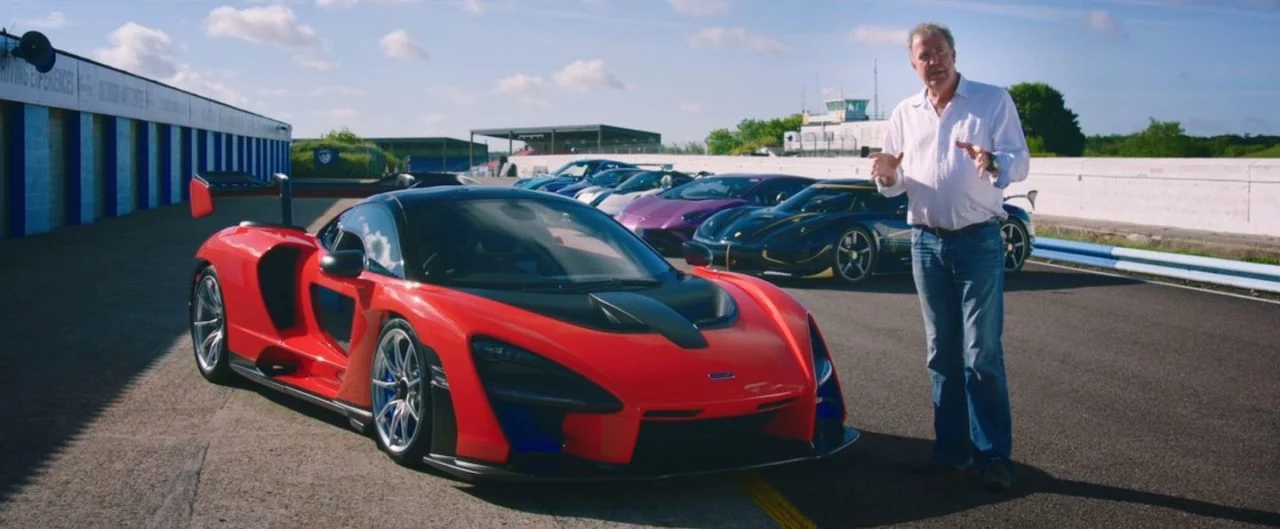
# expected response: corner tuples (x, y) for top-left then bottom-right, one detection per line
(513, 158), (1038, 285)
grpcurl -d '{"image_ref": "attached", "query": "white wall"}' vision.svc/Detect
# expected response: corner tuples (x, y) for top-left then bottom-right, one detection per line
(499, 154), (1280, 237)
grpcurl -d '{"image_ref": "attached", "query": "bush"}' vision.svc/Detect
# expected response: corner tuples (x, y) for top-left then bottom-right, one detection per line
(289, 128), (401, 179)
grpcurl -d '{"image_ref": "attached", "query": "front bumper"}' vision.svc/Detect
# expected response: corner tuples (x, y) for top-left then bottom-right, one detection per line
(422, 418), (859, 482)
(692, 237), (835, 277)
(627, 226), (697, 254)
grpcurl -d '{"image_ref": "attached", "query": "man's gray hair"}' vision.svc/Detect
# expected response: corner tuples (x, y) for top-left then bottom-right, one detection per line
(907, 22), (955, 50)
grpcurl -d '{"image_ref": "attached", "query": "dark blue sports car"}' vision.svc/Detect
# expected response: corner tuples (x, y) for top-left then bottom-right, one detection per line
(687, 178), (1037, 285)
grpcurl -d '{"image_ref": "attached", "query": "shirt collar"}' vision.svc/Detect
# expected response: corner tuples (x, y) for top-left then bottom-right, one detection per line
(913, 72), (970, 107)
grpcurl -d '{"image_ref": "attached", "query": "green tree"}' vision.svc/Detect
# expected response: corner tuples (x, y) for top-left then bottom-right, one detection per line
(1112, 119), (1211, 157)
(704, 114), (804, 155)
(1008, 82), (1086, 157)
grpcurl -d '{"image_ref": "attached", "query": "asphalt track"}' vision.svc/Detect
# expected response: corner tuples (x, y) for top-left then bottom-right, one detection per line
(0, 191), (1277, 529)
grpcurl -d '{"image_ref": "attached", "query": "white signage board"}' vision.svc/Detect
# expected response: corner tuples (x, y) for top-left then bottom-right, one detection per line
(1, 34), (291, 141)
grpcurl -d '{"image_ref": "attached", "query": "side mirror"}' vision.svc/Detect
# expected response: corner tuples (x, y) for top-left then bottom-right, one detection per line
(682, 242), (714, 267)
(320, 249), (366, 278)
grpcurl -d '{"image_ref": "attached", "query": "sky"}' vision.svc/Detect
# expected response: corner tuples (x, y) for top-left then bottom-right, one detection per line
(8, 0), (1279, 148)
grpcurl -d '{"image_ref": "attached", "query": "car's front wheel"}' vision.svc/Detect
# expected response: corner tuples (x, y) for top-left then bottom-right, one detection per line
(190, 265), (231, 384)
(370, 317), (436, 467)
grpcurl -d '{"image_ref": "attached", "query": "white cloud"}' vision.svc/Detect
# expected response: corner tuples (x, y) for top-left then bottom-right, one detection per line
(494, 73), (545, 95)
(317, 0), (418, 8)
(689, 27), (788, 53)
(421, 113), (445, 132)
(426, 84), (476, 106)
(318, 108), (360, 121)
(293, 55), (337, 70)
(205, 5), (321, 49)
(679, 101), (701, 113)
(1085, 10), (1127, 38)
(516, 96), (552, 109)
(668, 0), (729, 17)
(551, 59), (629, 91)
(847, 25), (908, 46)
(312, 85), (365, 96)
(259, 88), (294, 96)
(379, 29), (429, 60)
(908, 0), (1138, 34)
(19, 11), (67, 29)
(463, 0), (485, 14)
(91, 22), (253, 111)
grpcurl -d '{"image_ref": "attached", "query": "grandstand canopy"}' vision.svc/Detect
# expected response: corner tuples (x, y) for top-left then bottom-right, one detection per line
(469, 124), (662, 156)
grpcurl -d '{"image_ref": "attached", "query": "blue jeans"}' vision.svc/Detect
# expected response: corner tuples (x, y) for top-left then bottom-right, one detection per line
(911, 219), (1013, 472)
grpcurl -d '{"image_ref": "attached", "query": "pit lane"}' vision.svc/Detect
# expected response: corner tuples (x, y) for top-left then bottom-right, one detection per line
(0, 190), (1276, 529)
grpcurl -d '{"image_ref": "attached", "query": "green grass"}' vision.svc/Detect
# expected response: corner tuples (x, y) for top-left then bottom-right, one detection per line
(1035, 225), (1280, 266)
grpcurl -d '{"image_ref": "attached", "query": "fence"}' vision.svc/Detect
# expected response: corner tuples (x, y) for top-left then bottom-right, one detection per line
(1030, 238), (1280, 295)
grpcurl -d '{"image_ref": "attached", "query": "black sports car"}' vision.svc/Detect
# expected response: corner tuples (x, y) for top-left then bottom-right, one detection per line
(687, 178), (1037, 284)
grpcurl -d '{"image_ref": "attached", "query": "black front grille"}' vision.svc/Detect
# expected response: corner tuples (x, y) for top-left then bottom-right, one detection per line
(629, 411), (808, 469)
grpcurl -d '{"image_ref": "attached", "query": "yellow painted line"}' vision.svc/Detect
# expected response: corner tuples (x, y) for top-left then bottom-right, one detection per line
(734, 472), (819, 529)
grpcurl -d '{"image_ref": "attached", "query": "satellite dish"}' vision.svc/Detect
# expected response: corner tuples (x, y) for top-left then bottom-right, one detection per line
(7, 30), (56, 74)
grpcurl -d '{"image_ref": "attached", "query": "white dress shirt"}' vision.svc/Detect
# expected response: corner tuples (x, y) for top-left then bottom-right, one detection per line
(876, 74), (1030, 231)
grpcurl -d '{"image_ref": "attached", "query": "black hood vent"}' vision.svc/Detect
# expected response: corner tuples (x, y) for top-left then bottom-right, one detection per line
(458, 275), (737, 349)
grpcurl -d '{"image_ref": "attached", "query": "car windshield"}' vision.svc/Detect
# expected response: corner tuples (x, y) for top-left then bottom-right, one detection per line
(659, 176), (759, 200)
(553, 161), (592, 178)
(774, 184), (891, 214)
(774, 185), (858, 213)
(613, 171), (664, 193)
(406, 196), (678, 289)
(589, 169), (641, 187)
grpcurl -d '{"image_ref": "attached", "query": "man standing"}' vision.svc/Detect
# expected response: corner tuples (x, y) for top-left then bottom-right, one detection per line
(870, 22), (1029, 493)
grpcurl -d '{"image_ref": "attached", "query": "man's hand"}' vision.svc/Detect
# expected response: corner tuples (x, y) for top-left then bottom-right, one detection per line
(955, 141), (993, 177)
(869, 151), (904, 186)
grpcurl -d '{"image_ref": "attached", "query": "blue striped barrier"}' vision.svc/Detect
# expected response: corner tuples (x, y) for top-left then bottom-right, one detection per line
(1031, 237), (1280, 294)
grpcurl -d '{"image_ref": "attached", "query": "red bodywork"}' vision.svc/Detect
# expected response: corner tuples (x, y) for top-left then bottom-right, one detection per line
(187, 176), (853, 478)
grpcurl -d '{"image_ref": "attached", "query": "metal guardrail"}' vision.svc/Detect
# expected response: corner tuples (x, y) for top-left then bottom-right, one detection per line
(1031, 238), (1280, 294)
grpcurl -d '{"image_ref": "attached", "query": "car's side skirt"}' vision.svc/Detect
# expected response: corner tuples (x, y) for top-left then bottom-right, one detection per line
(228, 353), (373, 427)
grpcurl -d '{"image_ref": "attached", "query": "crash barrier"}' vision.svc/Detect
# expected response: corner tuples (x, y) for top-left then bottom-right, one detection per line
(1031, 238), (1280, 294)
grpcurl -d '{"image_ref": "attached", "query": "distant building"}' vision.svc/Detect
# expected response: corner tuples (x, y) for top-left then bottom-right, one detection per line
(784, 98), (888, 156)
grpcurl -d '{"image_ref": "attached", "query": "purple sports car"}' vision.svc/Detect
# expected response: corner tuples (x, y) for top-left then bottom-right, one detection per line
(616, 173), (816, 254)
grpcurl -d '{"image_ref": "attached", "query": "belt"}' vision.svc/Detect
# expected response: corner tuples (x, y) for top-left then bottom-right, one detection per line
(911, 218), (996, 236)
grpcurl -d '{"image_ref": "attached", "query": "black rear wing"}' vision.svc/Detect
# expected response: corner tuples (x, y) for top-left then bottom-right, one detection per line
(189, 172), (423, 227)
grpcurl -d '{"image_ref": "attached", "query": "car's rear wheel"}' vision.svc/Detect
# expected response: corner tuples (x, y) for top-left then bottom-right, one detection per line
(1001, 219), (1030, 274)
(833, 226), (878, 284)
(190, 266), (232, 384)
(371, 317), (434, 467)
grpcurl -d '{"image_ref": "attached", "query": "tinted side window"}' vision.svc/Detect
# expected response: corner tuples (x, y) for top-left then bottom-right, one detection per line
(338, 204), (405, 278)
(773, 178), (813, 201)
(863, 192), (908, 214)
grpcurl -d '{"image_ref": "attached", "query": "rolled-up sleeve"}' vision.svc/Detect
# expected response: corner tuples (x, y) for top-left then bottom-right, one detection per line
(988, 90), (1030, 190)
(876, 106), (907, 197)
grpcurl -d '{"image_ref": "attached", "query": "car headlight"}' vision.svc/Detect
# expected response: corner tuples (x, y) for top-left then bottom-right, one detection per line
(471, 337), (622, 413)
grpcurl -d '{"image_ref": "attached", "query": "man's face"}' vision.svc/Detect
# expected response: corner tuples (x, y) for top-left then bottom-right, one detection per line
(910, 32), (956, 90)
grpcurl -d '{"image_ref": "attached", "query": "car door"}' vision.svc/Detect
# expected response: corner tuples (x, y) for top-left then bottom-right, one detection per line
(307, 203), (407, 358)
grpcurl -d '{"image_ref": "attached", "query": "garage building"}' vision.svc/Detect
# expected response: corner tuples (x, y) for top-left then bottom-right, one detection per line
(1, 31), (293, 239)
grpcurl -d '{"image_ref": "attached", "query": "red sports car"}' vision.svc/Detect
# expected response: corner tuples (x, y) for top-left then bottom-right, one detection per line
(187, 173), (858, 481)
